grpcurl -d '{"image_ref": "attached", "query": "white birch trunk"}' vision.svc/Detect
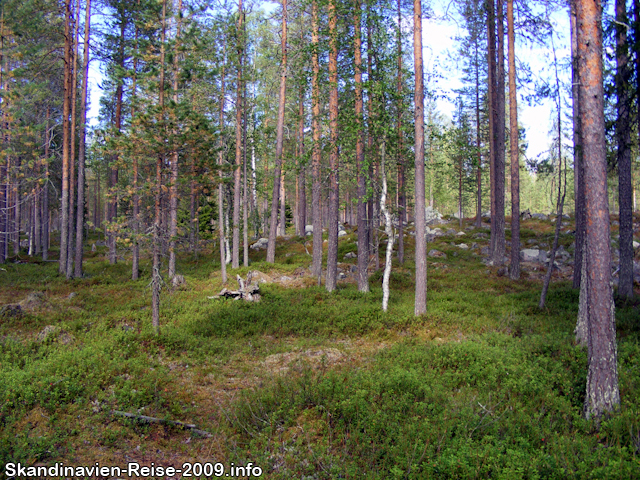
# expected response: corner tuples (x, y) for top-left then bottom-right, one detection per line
(380, 140), (393, 312)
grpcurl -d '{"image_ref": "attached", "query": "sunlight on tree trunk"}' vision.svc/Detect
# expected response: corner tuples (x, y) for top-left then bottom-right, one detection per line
(413, 0), (426, 315)
(576, 0), (619, 422)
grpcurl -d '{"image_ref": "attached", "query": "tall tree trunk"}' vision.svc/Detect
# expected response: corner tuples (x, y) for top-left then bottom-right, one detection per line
(59, 0), (72, 274)
(355, 0), (369, 292)
(325, 0), (339, 291)
(168, 0), (183, 280)
(66, 0), (81, 278)
(296, 87), (306, 238)
(131, 5), (140, 280)
(75, 0), (91, 279)
(487, 0), (497, 258)
(367, 13), (379, 271)
(266, 0), (288, 264)
(218, 42), (228, 283)
(279, 169), (286, 235)
(152, 0), (167, 335)
(571, 0), (585, 290)
(413, 0), (427, 314)
(576, 0), (620, 422)
(0, 9), (5, 264)
(396, 0), (405, 266)
(380, 139), (393, 311)
(493, 0), (506, 266)
(507, 0), (520, 279)
(311, 0), (323, 281)
(232, 0), (244, 269)
(109, 13), (126, 266)
(243, 74), (249, 266)
(616, 0), (633, 299)
(475, 34), (483, 228)
(42, 108), (50, 261)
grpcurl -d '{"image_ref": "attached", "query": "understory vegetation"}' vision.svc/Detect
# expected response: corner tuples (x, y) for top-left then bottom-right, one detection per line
(1, 218), (639, 479)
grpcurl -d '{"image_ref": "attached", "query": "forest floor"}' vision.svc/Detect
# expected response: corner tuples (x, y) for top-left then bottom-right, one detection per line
(1, 216), (640, 479)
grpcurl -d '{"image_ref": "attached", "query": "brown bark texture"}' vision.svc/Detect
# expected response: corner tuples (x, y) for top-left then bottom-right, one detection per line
(355, 0), (369, 292)
(413, 0), (427, 314)
(571, 0), (585, 290)
(59, 0), (72, 275)
(311, 0), (323, 281)
(232, 0), (244, 269)
(325, 0), (339, 292)
(266, 0), (287, 264)
(576, 0), (620, 421)
(75, 0), (91, 278)
(507, 0), (519, 279)
(615, 0), (633, 299)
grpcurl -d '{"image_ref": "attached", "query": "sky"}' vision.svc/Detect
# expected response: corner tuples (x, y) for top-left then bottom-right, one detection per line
(87, 0), (572, 162)
(426, 0), (572, 163)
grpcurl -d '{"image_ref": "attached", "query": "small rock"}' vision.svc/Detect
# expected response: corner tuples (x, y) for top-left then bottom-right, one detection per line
(250, 238), (269, 250)
(338, 230), (347, 237)
(37, 325), (59, 342)
(344, 252), (357, 260)
(68, 292), (78, 299)
(338, 272), (347, 280)
(633, 241), (639, 249)
(20, 292), (47, 310)
(428, 249), (447, 259)
(456, 231), (465, 236)
(520, 249), (540, 262)
(0, 304), (22, 318)
(457, 243), (469, 250)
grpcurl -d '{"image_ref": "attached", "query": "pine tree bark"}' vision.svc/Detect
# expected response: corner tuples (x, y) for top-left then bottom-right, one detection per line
(325, 0), (339, 291)
(487, 0), (497, 258)
(576, 0), (620, 421)
(266, 0), (288, 264)
(296, 87), (306, 238)
(109, 13), (126, 266)
(507, 0), (519, 279)
(66, 0), (81, 278)
(232, 0), (244, 269)
(571, 0), (585, 290)
(413, 0), (427, 314)
(74, 0), (91, 279)
(355, 0), (369, 292)
(152, 0), (168, 335)
(493, 0), (506, 266)
(218, 42), (228, 283)
(311, 0), (323, 281)
(475, 35), (483, 229)
(59, 0), (72, 275)
(131, 5), (140, 280)
(616, 0), (633, 299)
(168, 0), (183, 280)
(42, 107), (50, 261)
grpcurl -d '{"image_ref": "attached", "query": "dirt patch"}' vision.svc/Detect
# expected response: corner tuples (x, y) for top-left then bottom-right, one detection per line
(263, 348), (346, 374)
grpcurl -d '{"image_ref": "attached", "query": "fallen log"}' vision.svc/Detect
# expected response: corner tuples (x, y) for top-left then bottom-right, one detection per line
(111, 410), (212, 437)
(209, 273), (261, 302)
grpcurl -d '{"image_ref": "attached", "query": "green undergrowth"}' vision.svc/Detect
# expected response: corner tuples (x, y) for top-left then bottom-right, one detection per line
(1, 222), (639, 477)
(228, 334), (639, 479)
